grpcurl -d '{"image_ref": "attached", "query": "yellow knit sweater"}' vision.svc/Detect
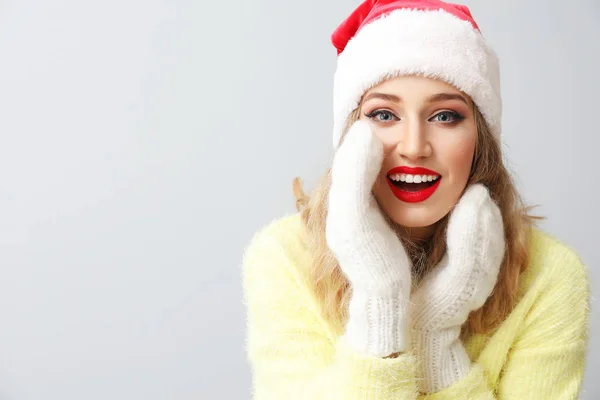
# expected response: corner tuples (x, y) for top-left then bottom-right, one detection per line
(242, 213), (590, 399)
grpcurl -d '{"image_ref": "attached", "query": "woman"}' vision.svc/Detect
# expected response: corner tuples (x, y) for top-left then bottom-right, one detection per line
(242, 0), (590, 398)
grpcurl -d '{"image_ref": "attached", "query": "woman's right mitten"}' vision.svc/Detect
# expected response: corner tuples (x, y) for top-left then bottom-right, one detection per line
(326, 120), (412, 357)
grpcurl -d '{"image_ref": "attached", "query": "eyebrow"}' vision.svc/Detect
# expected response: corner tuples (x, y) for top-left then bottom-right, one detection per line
(362, 92), (468, 105)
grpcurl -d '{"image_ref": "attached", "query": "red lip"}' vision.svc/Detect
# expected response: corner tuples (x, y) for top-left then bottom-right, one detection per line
(386, 166), (442, 203)
(387, 178), (441, 203)
(387, 166), (440, 175)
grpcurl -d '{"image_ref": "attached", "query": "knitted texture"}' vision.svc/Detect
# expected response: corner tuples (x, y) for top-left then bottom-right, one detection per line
(410, 184), (505, 393)
(326, 120), (412, 357)
(243, 214), (589, 399)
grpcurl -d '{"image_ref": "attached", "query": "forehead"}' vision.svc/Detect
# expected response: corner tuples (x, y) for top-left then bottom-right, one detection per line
(365, 75), (464, 97)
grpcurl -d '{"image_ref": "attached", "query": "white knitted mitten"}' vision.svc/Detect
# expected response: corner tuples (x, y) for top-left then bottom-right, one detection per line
(326, 120), (412, 358)
(410, 184), (505, 393)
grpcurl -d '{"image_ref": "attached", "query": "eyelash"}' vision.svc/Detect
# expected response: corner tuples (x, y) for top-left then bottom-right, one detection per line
(364, 110), (465, 124)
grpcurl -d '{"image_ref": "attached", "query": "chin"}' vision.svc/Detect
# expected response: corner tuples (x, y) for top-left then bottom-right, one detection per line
(374, 178), (462, 232)
(385, 208), (444, 229)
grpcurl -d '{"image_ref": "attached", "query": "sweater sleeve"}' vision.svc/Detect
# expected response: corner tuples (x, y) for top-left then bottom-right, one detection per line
(494, 248), (589, 399)
(242, 222), (419, 400)
(416, 247), (590, 400)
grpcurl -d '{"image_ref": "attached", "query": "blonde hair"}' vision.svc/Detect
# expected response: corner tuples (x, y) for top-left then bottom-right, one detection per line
(292, 99), (540, 339)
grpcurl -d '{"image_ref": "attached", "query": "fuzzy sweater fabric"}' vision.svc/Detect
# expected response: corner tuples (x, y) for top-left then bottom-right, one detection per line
(242, 213), (590, 399)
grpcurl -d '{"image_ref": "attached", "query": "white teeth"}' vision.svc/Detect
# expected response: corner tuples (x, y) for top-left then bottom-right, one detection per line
(389, 173), (440, 183)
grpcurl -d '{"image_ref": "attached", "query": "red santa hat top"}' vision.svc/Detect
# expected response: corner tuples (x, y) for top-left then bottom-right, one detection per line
(331, 0), (501, 148)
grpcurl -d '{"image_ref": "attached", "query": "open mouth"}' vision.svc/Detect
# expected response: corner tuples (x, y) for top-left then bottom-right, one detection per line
(387, 173), (441, 192)
(385, 166), (442, 203)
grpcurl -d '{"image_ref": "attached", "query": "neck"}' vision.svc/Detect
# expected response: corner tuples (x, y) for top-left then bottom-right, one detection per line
(403, 225), (436, 242)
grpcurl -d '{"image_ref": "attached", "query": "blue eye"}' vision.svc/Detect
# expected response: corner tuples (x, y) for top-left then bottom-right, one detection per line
(364, 110), (464, 124)
(365, 110), (398, 122)
(430, 111), (464, 123)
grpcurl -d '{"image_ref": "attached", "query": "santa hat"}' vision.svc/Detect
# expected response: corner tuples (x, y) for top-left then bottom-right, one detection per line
(331, 0), (501, 148)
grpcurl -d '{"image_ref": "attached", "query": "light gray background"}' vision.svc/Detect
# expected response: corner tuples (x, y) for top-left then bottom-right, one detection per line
(0, 0), (597, 399)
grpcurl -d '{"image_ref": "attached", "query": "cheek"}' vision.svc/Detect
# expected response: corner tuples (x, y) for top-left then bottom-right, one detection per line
(373, 128), (401, 156)
(442, 135), (476, 180)
(358, 115), (400, 154)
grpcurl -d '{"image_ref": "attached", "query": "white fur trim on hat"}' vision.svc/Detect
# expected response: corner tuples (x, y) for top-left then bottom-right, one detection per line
(332, 8), (502, 148)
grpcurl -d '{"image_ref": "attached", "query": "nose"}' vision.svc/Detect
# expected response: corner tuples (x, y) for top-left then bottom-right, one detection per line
(394, 119), (432, 160)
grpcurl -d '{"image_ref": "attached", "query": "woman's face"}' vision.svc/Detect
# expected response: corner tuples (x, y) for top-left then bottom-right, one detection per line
(358, 75), (477, 240)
